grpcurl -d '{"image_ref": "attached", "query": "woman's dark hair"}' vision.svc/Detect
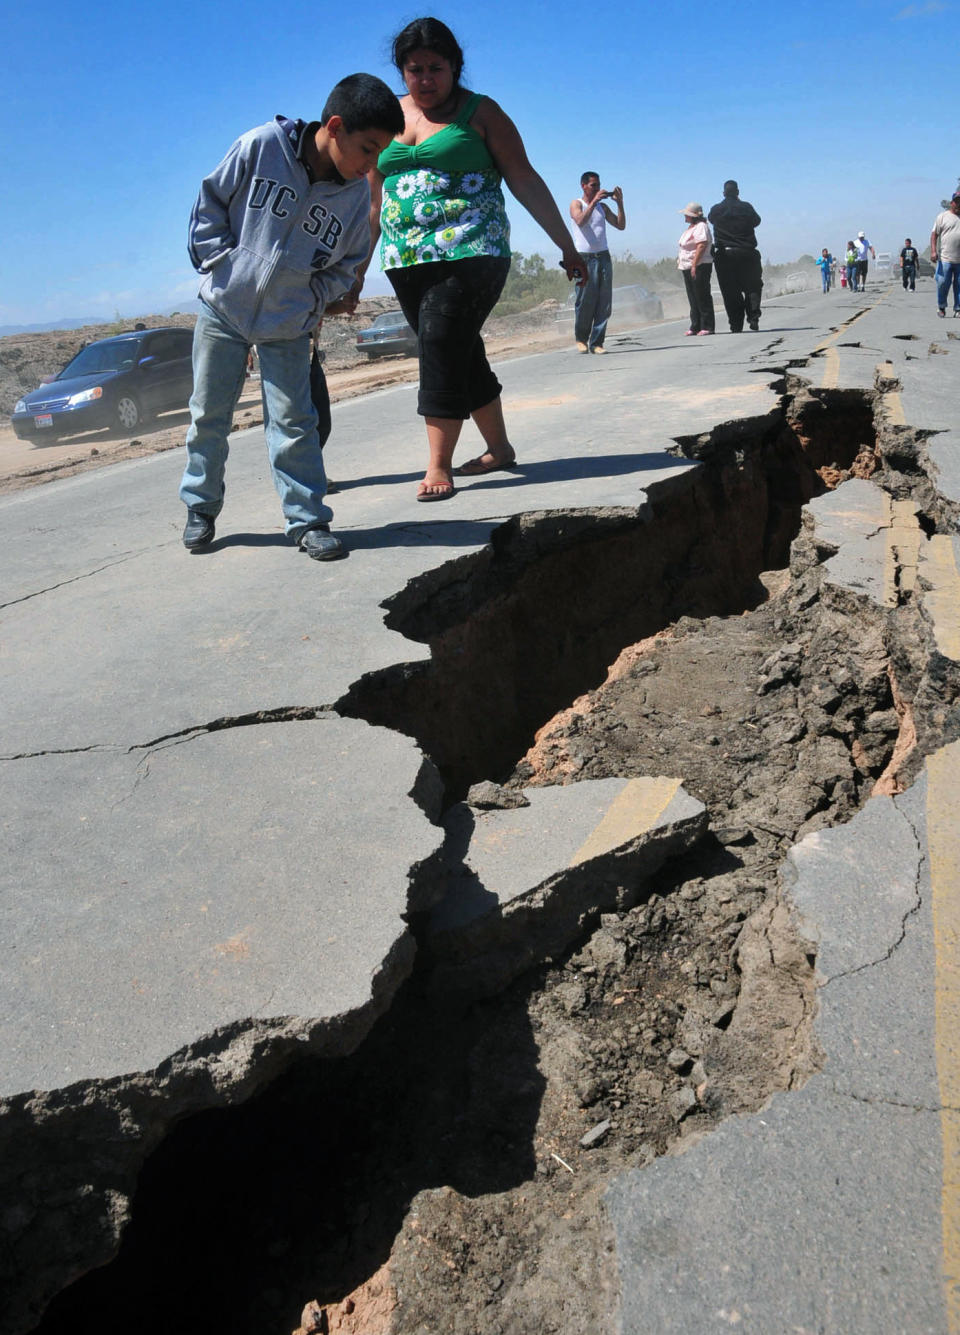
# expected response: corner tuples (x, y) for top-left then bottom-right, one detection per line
(392, 17), (464, 85)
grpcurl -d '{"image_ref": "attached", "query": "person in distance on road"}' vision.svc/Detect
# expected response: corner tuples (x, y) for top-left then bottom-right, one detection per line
(568, 172), (626, 354)
(360, 16), (588, 501)
(899, 238), (920, 291)
(854, 230), (876, 291)
(676, 202), (715, 336)
(930, 192), (960, 317)
(179, 75), (403, 559)
(816, 248), (834, 293)
(844, 240), (859, 292)
(707, 180), (763, 332)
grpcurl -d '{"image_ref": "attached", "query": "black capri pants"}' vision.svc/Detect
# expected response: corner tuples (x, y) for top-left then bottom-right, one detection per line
(387, 256), (511, 419)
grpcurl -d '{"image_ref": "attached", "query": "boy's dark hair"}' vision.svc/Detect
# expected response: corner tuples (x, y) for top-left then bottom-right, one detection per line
(392, 17), (464, 86)
(580, 171), (599, 185)
(322, 73), (404, 136)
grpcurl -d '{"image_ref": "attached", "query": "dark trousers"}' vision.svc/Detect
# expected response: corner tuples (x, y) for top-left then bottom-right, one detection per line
(682, 265), (715, 333)
(387, 256), (510, 419)
(310, 347), (331, 448)
(714, 247), (763, 331)
(574, 250), (613, 348)
(902, 264), (916, 291)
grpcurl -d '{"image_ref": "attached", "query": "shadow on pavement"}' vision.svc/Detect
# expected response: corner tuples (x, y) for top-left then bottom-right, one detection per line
(190, 532), (291, 552)
(345, 451), (678, 493)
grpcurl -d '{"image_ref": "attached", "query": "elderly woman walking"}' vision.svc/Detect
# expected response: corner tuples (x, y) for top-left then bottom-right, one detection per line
(677, 202), (715, 336)
(363, 16), (587, 500)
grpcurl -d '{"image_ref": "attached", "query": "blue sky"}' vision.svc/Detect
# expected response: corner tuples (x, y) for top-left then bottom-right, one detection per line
(0, 0), (949, 325)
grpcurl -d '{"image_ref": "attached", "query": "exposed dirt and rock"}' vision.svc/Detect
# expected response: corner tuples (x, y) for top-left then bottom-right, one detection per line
(33, 364), (954, 1335)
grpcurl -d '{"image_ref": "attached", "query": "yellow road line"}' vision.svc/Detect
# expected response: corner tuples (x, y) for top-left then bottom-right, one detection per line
(822, 346), (839, 389)
(878, 362), (907, 426)
(928, 741), (960, 1333)
(570, 776), (681, 867)
(814, 318), (857, 390)
(813, 296), (889, 390)
(921, 536), (960, 663)
(885, 391), (906, 425)
(883, 498), (922, 606)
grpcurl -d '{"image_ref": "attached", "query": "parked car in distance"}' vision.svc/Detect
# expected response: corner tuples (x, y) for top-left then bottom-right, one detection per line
(557, 283), (664, 325)
(11, 327), (194, 440)
(355, 310), (418, 359)
(875, 252), (892, 272)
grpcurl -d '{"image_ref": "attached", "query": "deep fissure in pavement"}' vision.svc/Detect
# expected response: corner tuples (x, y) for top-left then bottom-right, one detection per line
(37, 377), (954, 1335)
(337, 378), (877, 799)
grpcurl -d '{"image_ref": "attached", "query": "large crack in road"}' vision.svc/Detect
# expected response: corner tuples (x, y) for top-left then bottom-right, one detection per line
(27, 361), (960, 1335)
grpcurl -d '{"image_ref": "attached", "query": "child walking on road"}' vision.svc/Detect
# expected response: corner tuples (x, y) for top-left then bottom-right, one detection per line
(179, 75), (403, 560)
(816, 248), (833, 292)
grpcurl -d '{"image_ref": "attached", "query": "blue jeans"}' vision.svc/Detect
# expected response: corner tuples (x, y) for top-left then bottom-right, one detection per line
(820, 266), (831, 292)
(936, 261), (960, 311)
(179, 302), (331, 538)
(574, 250), (613, 349)
(846, 263), (858, 291)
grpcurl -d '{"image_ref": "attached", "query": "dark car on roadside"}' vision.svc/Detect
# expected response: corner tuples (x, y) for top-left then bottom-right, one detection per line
(355, 310), (418, 359)
(557, 283), (664, 326)
(10, 327), (194, 440)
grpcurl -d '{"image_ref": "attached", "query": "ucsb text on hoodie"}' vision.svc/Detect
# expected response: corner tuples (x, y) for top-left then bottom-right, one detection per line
(188, 116), (369, 343)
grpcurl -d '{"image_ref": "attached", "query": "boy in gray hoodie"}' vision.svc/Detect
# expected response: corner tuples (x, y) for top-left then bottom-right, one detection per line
(180, 74), (403, 559)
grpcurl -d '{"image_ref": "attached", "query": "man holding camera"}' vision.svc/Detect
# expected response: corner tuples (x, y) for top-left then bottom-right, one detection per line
(569, 172), (626, 354)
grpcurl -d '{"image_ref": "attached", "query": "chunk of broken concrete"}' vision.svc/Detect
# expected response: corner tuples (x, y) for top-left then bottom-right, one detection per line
(466, 780), (531, 810)
(580, 1119), (613, 1148)
(426, 776), (707, 997)
(0, 718), (443, 1334)
(667, 1086), (698, 1122)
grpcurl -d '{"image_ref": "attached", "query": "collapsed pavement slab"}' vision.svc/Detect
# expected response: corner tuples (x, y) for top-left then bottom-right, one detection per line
(425, 777), (707, 996)
(919, 532), (960, 666)
(795, 476), (922, 609)
(603, 294), (960, 1333)
(605, 763), (952, 1335)
(795, 471), (960, 685)
(0, 717), (442, 1333)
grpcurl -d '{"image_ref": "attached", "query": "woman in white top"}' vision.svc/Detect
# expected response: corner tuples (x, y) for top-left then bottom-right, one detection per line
(677, 202), (715, 336)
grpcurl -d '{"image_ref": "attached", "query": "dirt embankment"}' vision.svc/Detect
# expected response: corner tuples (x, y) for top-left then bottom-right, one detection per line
(0, 299), (578, 496)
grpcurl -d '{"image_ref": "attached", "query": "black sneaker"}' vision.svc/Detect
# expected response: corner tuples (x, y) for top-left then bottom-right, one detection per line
(748, 320), (759, 331)
(299, 524), (345, 561)
(183, 510), (215, 549)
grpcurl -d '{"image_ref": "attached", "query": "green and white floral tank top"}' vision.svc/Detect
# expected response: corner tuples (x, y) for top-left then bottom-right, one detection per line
(377, 91), (511, 268)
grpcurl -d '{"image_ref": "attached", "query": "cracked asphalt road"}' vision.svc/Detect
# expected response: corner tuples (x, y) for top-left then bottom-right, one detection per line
(3, 283), (960, 1333)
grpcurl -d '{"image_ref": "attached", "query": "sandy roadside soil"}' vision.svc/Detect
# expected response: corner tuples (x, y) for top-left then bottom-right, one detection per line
(0, 324), (571, 497)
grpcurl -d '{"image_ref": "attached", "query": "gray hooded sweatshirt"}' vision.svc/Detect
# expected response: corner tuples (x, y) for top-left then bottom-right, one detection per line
(188, 116), (369, 343)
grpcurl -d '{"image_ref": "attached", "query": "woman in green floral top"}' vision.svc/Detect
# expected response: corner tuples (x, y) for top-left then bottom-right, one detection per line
(363, 17), (586, 500)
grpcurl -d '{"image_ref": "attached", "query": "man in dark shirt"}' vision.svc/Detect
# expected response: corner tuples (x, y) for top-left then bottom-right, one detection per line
(707, 180), (763, 332)
(899, 238), (920, 291)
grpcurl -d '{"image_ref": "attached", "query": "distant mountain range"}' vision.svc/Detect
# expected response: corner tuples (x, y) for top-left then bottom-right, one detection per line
(0, 302), (202, 338)
(0, 317), (108, 336)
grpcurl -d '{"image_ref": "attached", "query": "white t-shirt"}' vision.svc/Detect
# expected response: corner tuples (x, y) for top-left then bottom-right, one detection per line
(934, 210), (960, 264)
(571, 200), (608, 254)
(855, 237), (871, 261)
